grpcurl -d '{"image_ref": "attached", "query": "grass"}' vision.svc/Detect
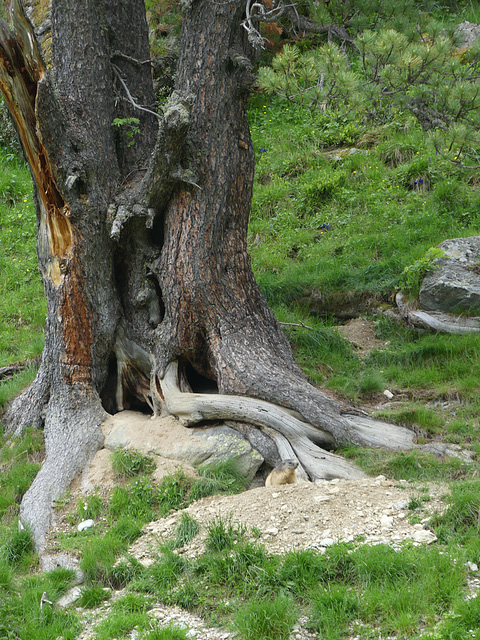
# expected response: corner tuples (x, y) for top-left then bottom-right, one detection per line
(0, 150), (45, 373)
(1, 4), (480, 639)
(111, 448), (157, 478)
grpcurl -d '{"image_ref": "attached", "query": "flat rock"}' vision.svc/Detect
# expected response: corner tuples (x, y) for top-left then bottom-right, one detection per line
(419, 237), (480, 315)
(56, 586), (83, 608)
(412, 529), (437, 544)
(101, 411), (263, 482)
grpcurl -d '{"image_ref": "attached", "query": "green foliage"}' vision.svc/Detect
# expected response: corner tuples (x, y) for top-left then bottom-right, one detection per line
(93, 610), (150, 640)
(111, 448), (156, 478)
(0, 151), (45, 373)
(309, 585), (359, 638)
(144, 625), (189, 640)
(431, 480), (480, 544)
(171, 513), (200, 549)
(157, 469), (192, 516)
(109, 477), (160, 521)
(190, 459), (250, 501)
(205, 517), (246, 552)
(258, 9), (480, 163)
(132, 547), (186, 595)
(111, 116), (140, 147)
(0, 428), (43, 520)
(77, 493), (105, 521)
(400, 247), (444, 298)
(79, 585), (111, 608)
(302, 169), (347, 206)
(233, 593), (299, 640)
(0, 98), (21, 154)
(3, 526), (34, 566)
(344, 447), (471, 482)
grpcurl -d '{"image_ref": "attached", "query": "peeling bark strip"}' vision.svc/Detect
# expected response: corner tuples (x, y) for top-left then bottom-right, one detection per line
(0, 0), (95, 387)
(0, 0), (72, 261)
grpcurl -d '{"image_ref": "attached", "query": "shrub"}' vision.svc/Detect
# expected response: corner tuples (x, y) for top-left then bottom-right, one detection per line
(400, 247), (444, 298)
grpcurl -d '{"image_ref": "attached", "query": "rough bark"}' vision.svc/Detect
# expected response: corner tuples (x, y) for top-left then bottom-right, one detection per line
(1, 0), (414, 550)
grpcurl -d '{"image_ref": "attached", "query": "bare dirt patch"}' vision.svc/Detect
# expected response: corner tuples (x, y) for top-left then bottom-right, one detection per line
(335, 317), (388, 356)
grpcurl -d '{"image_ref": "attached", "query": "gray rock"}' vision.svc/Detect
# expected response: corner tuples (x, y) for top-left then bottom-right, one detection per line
(456, 21), (480, 47)
(319, 537), (335, 547)
(40, 553), (84, 584)
(419, 237), (480, 314)
(380, 515), (394, 529)
(412, 529), (437, 544)
(184, 426), (264, 481)
(418, 442), (474, 462)
(103, 412), (263, 483)
(56, 586), (82, 608)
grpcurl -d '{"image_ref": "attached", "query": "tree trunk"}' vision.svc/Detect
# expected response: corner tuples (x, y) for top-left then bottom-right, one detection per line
(0, 0), (413, 550)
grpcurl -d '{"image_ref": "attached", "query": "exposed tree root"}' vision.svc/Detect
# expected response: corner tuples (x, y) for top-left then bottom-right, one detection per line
(396, 292), (480, 334)
(160, 361), (370, 480)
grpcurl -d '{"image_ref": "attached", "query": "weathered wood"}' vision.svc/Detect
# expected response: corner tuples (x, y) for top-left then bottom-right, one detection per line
(396, 292), (480, 334)
(160, 362), (364, 480)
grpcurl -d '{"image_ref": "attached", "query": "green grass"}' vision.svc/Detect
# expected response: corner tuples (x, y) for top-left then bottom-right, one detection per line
(171, 512), (200, 549)
(0, 427), (43, 522)
(0, 151), (45, 371)
(233, 593), (299, 640)
(111, 448), (157, 478)
(1, 4), (480, 639)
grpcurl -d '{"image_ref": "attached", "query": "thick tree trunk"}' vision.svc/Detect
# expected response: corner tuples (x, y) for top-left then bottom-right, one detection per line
(1, 0), (414, 549)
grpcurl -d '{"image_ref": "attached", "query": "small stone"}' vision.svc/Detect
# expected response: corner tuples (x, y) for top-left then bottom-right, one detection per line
(56, 586), (82, 608)
(264, 528), (278, 536)
(412, 530), (437, 544)
(395, 501), (408, 509)
(77, 519), (94, 532)
(319, 537), (335, 547)
(380, 515), (394, 529)
(383, 389), (394, 399)
(467, 561), (479, 572)
(314, 495), (331, 502)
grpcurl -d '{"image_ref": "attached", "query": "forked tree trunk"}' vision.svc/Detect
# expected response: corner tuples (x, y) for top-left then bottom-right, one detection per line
(0, 0), (413, 549)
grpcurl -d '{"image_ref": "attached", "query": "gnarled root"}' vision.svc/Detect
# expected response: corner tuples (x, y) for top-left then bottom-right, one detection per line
(160, 361), (366, 480)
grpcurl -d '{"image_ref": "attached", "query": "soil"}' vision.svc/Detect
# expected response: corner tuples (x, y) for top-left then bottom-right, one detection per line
(335, 317), (388, 357)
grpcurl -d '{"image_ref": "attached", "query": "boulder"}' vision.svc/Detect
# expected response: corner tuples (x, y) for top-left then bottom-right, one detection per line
(419, 237), (480, 314)
(101, 411), (263, 483)
(456, 21), (480, 48)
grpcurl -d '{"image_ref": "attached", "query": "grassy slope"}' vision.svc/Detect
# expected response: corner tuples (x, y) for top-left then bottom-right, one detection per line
(248, 92), (480, 446)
